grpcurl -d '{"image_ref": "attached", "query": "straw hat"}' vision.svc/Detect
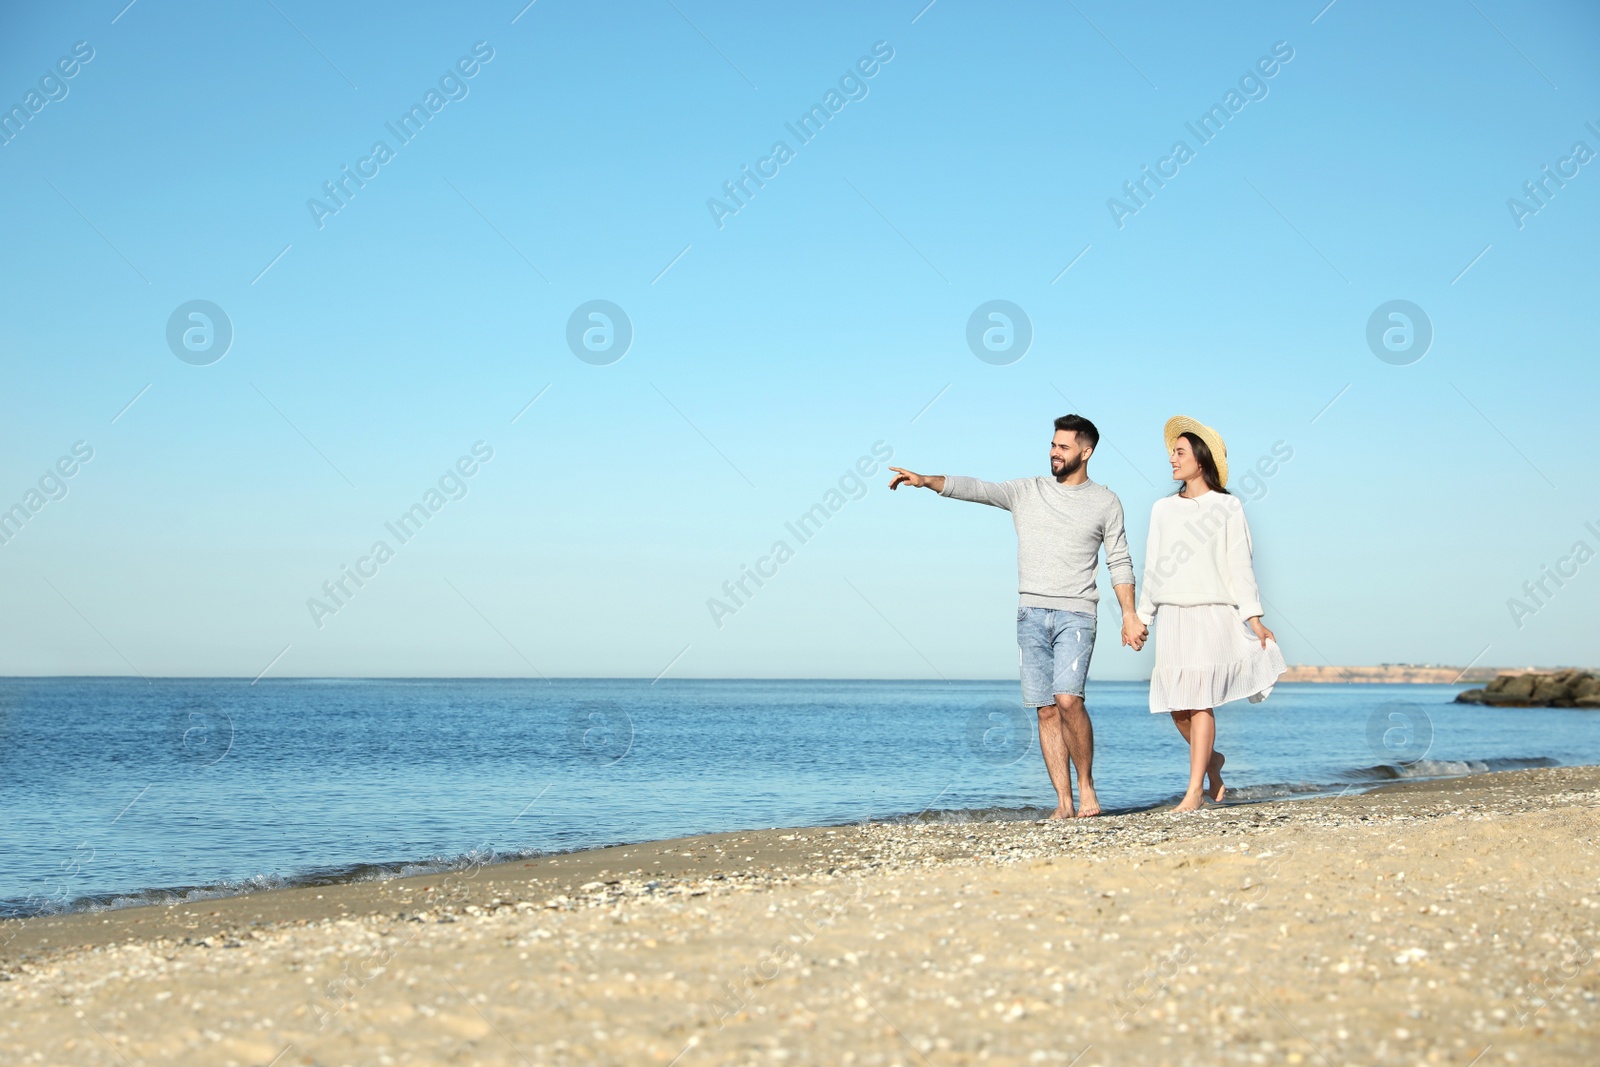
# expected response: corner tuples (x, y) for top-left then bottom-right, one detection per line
(1163, 415), (1229, 487)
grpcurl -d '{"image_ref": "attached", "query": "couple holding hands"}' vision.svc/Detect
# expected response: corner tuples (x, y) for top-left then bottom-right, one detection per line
(889, 414), (1287, 815)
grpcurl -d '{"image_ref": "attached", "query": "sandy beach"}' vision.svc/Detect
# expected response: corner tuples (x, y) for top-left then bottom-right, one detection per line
(3, 766), (1597, 1066)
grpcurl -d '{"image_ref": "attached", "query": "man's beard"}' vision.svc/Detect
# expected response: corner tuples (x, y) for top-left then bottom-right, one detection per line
(1052, 454), (1083, 480)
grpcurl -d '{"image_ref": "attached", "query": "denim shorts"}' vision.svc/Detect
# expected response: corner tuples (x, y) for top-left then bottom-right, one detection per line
(1017, 606), (1096, 707)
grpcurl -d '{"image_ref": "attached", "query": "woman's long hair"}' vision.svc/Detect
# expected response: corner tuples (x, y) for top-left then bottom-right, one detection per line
(1175, 431), (1229, 496)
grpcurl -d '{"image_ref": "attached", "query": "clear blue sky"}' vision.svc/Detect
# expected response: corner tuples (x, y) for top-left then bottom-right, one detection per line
(1, 0), (1595, 679)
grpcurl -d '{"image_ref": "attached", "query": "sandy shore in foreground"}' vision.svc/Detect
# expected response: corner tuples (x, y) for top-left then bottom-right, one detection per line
(3, 767), (1598, 1065)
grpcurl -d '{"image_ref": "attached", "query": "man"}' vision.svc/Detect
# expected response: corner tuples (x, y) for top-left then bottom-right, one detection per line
(888, 414), (1146, 818)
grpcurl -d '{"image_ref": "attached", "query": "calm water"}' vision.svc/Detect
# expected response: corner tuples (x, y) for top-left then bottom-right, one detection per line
(2, 678), (1594, 918)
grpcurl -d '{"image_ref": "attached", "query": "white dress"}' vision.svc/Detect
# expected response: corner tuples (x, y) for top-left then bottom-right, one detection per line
(1136, 491), (1287, 714)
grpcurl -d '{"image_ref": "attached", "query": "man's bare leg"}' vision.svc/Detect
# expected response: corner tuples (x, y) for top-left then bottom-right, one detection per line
(1056, 694), (1099, 817)
(1169, 712), (1226, 801)
(1035, 704), (1074, 818)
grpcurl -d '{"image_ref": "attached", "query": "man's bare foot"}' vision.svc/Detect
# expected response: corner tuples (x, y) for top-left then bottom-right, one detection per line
(1206, 752), (1226, 803)
(1075, 784), (1101, 818)
(1173, 789), (1206, 813)
(1049, 804), (1075, 820)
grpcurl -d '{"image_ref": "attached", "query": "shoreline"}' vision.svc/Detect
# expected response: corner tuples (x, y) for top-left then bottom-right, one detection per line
(0, 754), (1563, 944)
(0, 673), (1562, 681)
(4, 765), (1598, 1064)
(2, 762), (1590, 966)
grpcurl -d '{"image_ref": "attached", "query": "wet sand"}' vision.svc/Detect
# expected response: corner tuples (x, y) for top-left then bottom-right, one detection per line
(3, 766), (1598, 1065)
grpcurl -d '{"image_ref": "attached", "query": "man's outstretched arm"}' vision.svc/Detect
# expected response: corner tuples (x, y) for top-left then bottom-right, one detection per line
(888, 468), (1015, 509)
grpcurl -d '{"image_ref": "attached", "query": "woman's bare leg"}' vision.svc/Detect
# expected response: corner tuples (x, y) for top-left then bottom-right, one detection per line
(1173, 709), (1215, 812)
(1170, 711), (1225, 801)
(1170, 710), (1191, 743)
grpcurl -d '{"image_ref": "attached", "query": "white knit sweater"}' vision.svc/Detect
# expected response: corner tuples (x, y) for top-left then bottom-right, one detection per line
(1135, 491), (1265, 626)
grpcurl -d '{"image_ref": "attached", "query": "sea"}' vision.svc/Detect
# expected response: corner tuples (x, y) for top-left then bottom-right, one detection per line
(2, 677), (1593, 919)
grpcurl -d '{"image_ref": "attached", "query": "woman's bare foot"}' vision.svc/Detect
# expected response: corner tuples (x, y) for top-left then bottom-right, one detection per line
(1049, 804), (1075, 820)
(1206, 752), (1226, 803)
(1173, 789), (1206, 813)
(1075, 784), (1101, 818)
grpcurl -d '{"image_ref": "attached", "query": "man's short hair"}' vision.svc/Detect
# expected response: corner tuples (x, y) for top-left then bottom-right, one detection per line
(1053, 414), (1100, 451)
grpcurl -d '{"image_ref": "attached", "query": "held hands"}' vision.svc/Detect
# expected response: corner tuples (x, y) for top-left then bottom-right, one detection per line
(1122, 614), (1148, 652)
(1247, 617), (1275, 649)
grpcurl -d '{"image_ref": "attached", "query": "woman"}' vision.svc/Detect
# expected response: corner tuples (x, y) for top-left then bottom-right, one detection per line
(1136, 416), (1287, 812)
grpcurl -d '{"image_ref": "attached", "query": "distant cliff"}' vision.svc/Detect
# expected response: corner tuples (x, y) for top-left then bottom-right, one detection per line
(1280, 665), (1507, 684)
(1454, 669), (1600, 708)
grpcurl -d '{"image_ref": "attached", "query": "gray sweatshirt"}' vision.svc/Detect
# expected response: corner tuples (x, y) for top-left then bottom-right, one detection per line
(940, 475), (1136, 614)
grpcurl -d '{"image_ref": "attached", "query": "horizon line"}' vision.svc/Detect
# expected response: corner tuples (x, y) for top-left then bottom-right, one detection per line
(0, 670), (1557, 683)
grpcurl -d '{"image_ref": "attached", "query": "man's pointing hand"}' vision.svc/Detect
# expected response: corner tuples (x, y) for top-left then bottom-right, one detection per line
(888, 467), (944, 492)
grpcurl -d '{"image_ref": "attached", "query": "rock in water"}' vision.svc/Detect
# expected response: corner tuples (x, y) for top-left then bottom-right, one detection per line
(1455, 669), (1600, 707)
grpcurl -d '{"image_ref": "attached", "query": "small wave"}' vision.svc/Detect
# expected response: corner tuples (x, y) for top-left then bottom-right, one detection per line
(0, 846), (549, 920)
(0, 878), (288, 921)
(1217, 781), (1338, 802)
(81, 873), (294, 915)
(878, 756), (1567, 824)
(1346, 755), (1557, 782)
(886, 805), (1052, 825)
